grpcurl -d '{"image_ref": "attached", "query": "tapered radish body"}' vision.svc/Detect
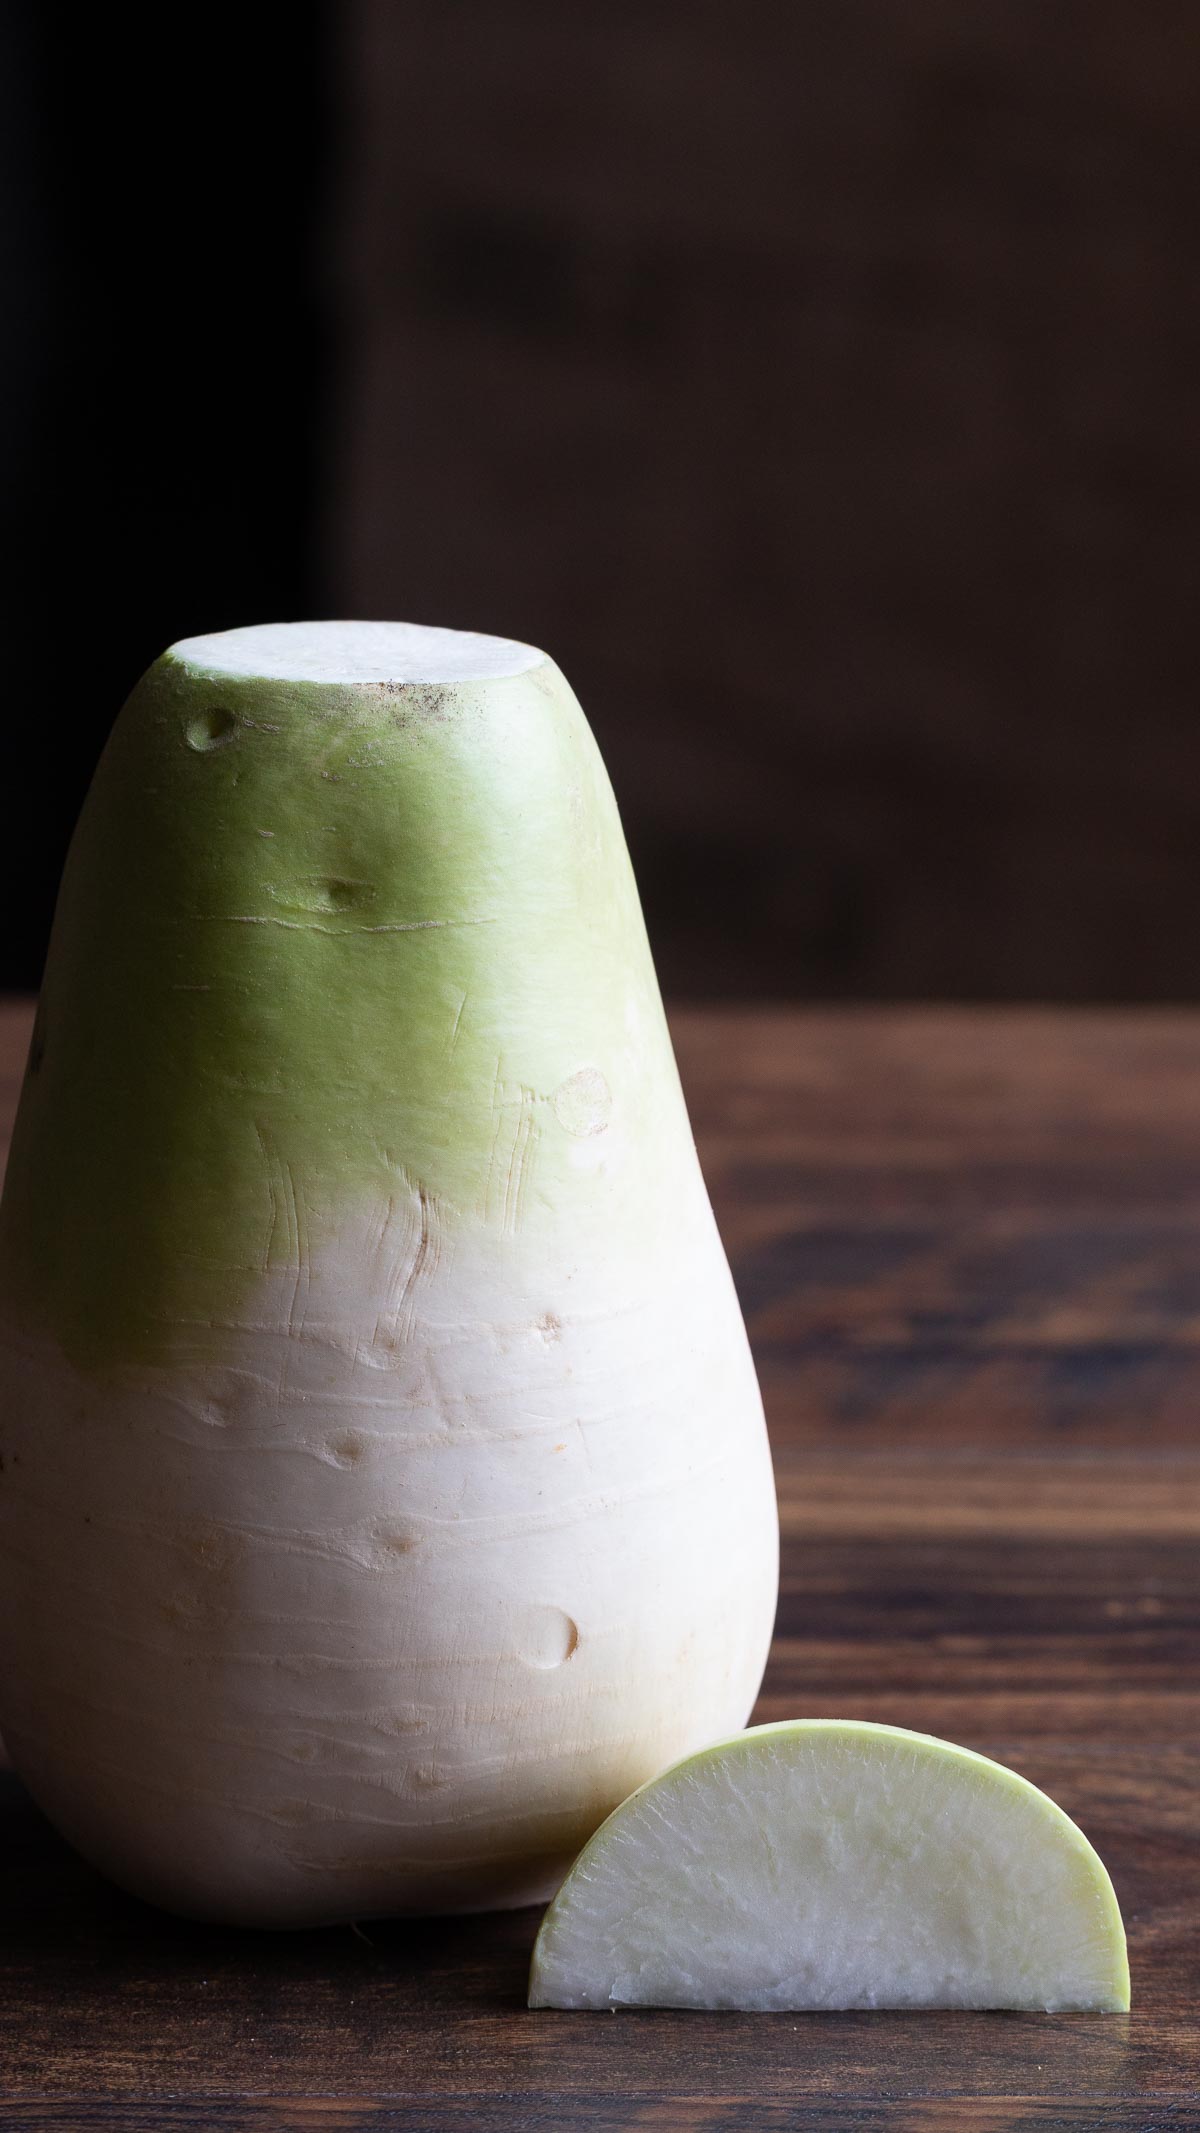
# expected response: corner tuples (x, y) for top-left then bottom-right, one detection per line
(0, 622), (777, 1924)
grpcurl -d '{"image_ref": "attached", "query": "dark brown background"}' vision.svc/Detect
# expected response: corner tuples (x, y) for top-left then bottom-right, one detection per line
(4, 1), (1199, 998)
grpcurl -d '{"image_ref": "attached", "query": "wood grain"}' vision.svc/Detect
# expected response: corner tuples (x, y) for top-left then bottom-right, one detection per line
(1, 1001), (1198, 2127)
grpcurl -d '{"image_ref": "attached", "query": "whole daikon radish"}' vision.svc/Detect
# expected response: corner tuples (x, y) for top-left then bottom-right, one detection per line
(0, 621), (777, 1925)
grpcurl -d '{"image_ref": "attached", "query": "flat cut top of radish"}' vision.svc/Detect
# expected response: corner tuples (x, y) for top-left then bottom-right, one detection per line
(169, 619), (546, 686)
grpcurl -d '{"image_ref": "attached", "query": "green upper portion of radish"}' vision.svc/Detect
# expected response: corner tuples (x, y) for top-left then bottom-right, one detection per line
(529, 1719), (1130, 2012)
(0, 622), (681, 1369)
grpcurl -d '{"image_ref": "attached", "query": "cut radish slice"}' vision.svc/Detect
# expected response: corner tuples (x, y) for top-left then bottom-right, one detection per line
(529, 1721), (1129, 2012)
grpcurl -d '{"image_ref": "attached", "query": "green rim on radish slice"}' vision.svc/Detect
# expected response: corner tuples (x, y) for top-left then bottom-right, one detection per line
(528, 1720), (1129, 2011)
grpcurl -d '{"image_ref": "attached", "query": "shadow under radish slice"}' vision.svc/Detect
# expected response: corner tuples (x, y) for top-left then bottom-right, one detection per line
(528, 1720), (1129, 2012)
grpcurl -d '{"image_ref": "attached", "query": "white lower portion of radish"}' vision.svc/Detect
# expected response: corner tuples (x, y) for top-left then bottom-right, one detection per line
(528, 1720), (1130, 2012)
(0, 1175), (776, 1926)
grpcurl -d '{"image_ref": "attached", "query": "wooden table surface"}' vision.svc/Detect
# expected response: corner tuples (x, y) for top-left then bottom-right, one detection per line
(1, 1000), (1197, 2130)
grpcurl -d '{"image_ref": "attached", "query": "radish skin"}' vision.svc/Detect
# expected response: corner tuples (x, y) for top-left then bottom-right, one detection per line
(0, 622), (778, 1925)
